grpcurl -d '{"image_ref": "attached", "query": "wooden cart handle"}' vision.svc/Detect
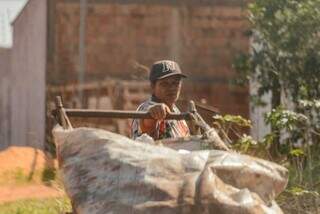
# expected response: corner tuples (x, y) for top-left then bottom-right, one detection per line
(53, 108), (191, 120)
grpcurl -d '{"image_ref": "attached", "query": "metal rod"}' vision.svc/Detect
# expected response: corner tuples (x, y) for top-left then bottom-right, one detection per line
(64, 109), (191, 120)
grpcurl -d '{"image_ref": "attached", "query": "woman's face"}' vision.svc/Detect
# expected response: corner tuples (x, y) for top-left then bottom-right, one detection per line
(152, 75), (183, 107)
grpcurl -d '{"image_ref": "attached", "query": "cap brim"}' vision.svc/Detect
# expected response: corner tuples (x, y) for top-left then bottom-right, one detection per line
(157, 72), (187, 80)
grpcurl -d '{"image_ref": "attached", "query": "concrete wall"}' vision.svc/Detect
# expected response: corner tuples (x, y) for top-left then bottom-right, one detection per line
(47, 0), (249, 117)
(0, 48), (11, 149)
(10, 0), (47, 149)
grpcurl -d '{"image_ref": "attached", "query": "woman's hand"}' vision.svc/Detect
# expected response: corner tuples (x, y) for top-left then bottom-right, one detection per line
(148, 103), (171, 120)
(140, 103), (171, 137)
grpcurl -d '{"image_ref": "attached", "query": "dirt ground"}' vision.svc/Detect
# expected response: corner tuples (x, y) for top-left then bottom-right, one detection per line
(0, 146), (56, 174)
(0, 146), (63, 203)
(0, 184), (64, 203)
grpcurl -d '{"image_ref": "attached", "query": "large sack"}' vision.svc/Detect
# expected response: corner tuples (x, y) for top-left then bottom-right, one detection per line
(53, 126), (288, 214)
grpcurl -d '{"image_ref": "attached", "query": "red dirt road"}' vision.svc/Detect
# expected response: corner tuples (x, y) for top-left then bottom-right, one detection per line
(0, 146), (63, 203)
(0, 184), (64, 203)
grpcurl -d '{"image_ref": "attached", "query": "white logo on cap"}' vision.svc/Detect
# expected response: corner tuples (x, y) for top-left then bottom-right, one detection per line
(162, 61), (176, 73)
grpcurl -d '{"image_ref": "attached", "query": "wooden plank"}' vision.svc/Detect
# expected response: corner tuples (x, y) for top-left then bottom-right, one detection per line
(64, 109), (191, 120)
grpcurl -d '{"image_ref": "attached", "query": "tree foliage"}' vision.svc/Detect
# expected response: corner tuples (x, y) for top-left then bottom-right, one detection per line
(234, 0), (320, 106)
(230, 1), (320, 211)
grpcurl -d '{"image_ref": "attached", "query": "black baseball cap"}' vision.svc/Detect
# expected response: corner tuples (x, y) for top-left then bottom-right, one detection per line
(149, 60), (187, 82)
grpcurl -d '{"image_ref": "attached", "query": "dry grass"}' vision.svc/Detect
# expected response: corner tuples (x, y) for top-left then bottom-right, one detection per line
(278, 191), (320, 214)
(0, 197), (71, 214)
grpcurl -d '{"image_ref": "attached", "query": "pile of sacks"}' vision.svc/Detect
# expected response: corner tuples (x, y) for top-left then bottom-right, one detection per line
(53, 126), (288, 214)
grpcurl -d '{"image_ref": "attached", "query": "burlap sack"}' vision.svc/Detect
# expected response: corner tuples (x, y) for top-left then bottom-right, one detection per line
(53, 126), (288, 214)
